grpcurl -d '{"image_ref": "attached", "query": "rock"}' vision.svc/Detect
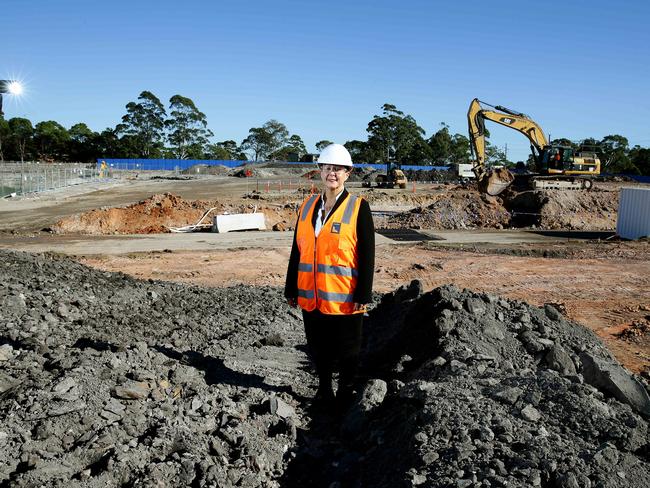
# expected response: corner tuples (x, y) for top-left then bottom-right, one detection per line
(0, 372), (18, 394)
(52, 377), (77, 394)
(0, 344), (15, 361)
(544, 304), (563, 321)
(465, 298), (486, 316)
(521, 404), (541, 422)
(483, 321), (505, 341)
(269, 396), (295, 419)
(544, 344), (577, 375)
(342, 380), (387, 437)
(492, 387), (523, 405)
(357, 379), (388, 411)
(261, 333), (284, 347)
(114, 381), (151, 400)
(580, 352), (650, 416)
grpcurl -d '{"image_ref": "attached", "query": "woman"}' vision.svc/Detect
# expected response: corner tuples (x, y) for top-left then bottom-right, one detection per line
(285, 143), (375, 410)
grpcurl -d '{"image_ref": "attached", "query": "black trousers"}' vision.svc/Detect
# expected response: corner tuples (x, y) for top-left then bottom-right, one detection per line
(302, 308), (363, 393)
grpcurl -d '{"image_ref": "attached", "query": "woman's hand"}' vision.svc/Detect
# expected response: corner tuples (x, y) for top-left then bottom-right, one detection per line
(353, 303), (368, 312)
(287, 297), (298, 308)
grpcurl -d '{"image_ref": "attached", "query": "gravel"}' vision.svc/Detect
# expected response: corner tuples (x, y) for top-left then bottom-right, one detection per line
(1, 250), (648, 487)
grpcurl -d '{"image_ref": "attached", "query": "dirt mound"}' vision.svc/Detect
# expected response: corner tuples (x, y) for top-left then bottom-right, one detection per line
(346, 282), (650, 487)
(383, 189), (511, 229)
(51, 193), (220, 234)
(508, 189), (619, 230)
(1, 251), (648, 487)
(378, 187), (620, 231)
(50, 193), (297, 235)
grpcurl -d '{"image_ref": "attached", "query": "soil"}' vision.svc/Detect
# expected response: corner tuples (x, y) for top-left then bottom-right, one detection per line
(50, 193), (299, 235)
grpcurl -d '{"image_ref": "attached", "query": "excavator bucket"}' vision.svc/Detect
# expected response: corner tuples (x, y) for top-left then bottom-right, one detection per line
(479, 168), (515, 196)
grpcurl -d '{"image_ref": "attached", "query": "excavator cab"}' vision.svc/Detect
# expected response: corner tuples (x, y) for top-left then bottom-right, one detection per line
(539, 146), (575, 172)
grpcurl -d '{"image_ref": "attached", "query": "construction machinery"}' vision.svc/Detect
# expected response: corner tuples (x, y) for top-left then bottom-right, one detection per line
(363, 161), (408, 189)
(467, 98), (601, 195)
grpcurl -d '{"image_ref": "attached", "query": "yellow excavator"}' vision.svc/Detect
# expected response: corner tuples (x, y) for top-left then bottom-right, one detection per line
(467, 98), (601, 195)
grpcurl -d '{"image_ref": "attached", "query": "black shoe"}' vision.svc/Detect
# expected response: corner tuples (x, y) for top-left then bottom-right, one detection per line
(312, 387), (335, 408)
(335, 385), (356, 415)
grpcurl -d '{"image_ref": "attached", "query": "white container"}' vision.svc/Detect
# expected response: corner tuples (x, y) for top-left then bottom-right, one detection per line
(617, 187), (650, 240)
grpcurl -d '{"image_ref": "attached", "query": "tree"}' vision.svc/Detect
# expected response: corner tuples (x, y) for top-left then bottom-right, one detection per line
(34, 121), (70, 160)
(428, 123), (453, 163)
(0, 118), (9, 162)
(68, 123), (97, 162)
(628, 146), (650, 176)
(272, 134), (307, 161)
(8, 118), (34, 162)
(117, 91), (167, 158)
(263, 120), (289, 159)
(240, 120), (289, 161)
(206, 140), (245, 160)
(241, 127), (272, 161)
(366, 104), (427, 164)
(344, 140), (371, 163)
(599, 134), (630, 173)
(315, 140), (333, 152)
(95, 127), (124, 158)
(449, 134), (471, 165)
(165, 95), (213, 159)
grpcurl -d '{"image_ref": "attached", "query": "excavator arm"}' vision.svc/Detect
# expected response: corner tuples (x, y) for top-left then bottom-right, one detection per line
(467, 98), (549, 195)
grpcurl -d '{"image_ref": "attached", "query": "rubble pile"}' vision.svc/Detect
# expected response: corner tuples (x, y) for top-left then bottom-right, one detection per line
(352, 282), (650, 487)
(50, 193), (296, 235)
(1, 251), (649, 487)
(383, 190), (512, 229)
(506, 189), (619, 230)
(0, 250), (312, 487)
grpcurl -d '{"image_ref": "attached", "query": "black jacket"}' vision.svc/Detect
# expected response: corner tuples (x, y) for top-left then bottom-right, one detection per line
(284, 189), (375, 304)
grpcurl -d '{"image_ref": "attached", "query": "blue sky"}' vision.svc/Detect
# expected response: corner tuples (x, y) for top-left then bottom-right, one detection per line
(3, 0), (650, 162)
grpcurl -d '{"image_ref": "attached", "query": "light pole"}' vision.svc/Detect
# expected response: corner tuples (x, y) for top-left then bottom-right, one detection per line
(0, 80), (23, 117)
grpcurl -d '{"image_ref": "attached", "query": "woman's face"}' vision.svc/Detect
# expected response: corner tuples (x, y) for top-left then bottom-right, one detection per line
(320, 164), (351, 193)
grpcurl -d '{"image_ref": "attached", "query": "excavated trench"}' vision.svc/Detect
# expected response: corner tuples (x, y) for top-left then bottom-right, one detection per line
(1, 250), (649, 487)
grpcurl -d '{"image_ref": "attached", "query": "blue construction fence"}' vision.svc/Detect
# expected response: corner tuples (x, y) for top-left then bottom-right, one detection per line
(96, 159), (453, 172)
(97, 159), (250, 170)
(95, 160), (650, 181)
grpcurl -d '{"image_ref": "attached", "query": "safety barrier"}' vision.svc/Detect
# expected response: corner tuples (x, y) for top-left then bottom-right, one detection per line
(0, 162), (105, 198)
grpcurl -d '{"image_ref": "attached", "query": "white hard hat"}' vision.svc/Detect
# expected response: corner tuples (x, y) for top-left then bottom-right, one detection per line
(318, 143), (353, 167)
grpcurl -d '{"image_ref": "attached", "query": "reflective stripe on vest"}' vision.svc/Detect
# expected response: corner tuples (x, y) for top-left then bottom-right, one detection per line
(295, 192), (364, 315)
(318, 289), (354, 303)
(300, 194), (319, 221)
(298, 288), (315, 299)
(317, 264), (358, 277)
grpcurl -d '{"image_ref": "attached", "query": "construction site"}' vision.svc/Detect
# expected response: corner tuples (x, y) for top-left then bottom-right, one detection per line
(0, 160), (649, 487)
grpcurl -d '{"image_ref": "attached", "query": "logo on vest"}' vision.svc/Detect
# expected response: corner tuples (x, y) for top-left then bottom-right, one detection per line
(331, 222), (341, 234)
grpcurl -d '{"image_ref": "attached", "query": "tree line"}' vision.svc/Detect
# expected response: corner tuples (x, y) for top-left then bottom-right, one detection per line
(0, 92), (648, 175)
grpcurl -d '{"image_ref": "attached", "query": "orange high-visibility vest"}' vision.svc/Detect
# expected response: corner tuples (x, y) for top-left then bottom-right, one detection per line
(295, 192), (363, 315)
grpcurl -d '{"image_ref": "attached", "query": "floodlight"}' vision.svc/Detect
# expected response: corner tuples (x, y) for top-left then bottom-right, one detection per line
(6, 81), (23, 95)
(0, 79), (24, 116)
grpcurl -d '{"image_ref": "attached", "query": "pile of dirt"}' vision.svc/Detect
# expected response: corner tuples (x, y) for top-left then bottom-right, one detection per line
(382, 189), (511, 229)
(506, 189), (619, 230)
(50, 193), (297, 235)
(1, 250), (648, 487)
(378, 187), (620, 231)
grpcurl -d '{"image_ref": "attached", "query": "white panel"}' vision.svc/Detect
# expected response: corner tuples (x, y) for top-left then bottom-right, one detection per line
(213, 213), (266, 233)
(617, 188), (650, 240)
